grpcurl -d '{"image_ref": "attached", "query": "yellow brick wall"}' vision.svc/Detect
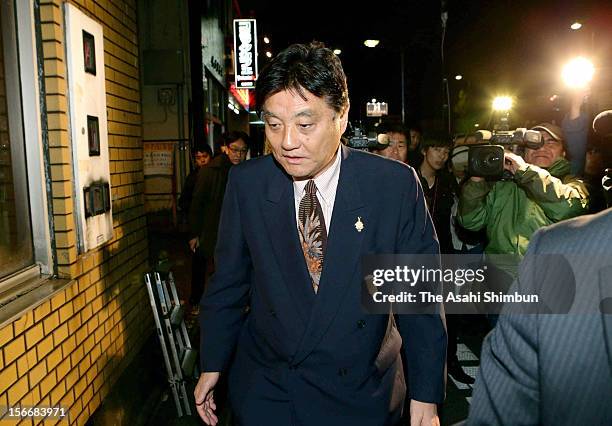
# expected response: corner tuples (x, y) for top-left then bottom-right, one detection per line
(0, 0), (151, 424)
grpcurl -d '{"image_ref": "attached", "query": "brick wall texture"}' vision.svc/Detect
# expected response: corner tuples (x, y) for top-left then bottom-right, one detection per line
(0, 0), (151, 424)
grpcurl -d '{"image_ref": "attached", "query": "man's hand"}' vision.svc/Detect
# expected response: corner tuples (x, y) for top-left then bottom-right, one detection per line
(410, 400), (439, 426)
(503, 151), (526, 174)
(195, 372), (220, 425)
(189, 237), (199, 253)
(568, 86), (590, 120)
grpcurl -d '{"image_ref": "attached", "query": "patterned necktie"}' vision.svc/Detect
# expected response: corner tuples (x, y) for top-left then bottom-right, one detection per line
(298, 180), (327, 294)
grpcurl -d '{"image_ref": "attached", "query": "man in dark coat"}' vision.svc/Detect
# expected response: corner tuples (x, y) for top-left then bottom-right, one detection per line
(187, 131), (249, 307)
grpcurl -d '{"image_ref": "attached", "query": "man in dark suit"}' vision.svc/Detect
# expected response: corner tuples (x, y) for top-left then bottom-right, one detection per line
(194, 42), (447, 426)
(468, 207), (612, 425)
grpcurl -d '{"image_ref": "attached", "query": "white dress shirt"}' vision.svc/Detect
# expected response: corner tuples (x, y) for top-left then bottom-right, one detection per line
(293, 147), (342, 236)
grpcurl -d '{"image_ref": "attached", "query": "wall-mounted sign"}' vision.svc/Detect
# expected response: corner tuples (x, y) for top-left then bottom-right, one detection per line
(82, 30), (96, 75)
(202, 17), (225, 84)
(83, 182), (110, 218)
(233, 19), (258, 89)
(87, 115), (100, 156)
(143, 142), (174, 176)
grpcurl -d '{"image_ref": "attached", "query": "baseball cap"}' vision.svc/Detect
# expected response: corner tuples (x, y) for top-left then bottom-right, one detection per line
(531, 122), (565, 142)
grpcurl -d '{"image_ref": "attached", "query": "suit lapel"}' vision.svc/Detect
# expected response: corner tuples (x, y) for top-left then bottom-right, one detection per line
(599, 265), (612, 374)
(293, 146), (367, 364)
(262, 162), (313, 326)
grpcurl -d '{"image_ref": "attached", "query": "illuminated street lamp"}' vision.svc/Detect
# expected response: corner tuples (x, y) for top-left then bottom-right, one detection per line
(570, 22), (582, 30)
(455, 74), (463, 80)
(265, 51), (272, 58)
(263, 36), (270, 43)
(364, 39), (380, 48)
(333, 49), (341, 55)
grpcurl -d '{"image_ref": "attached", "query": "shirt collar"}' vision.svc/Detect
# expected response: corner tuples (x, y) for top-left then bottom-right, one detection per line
(293, 146), (342, 205)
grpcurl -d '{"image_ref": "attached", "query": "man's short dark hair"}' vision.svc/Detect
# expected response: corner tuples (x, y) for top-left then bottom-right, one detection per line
(222, 131), (250, 148)
(380, 122), (409, 138)
(194, 144), (213, 157)
(255, 41), (349, 115)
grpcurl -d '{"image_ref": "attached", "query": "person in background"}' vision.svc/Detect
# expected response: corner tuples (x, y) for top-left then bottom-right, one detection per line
(417, 137), (475, 385)
(458, 123), (590, 282)
(178, 145), (212, 215)
(408, 125), (424, 168)
(371, 122), (409, 163)
(187, 131), (249, 310)
(562, 88), (590, 176)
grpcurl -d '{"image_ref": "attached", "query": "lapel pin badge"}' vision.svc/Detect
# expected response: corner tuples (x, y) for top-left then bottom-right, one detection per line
(355, 217), (364, 232)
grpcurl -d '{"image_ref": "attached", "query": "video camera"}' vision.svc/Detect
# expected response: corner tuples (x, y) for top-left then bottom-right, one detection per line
(344, 123), (389, 150)
(465, 128), (543, 179)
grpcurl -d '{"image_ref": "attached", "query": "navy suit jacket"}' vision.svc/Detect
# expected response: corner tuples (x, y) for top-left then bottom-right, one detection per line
(200, 145), (447, 425)
(468, 208), (612, 425)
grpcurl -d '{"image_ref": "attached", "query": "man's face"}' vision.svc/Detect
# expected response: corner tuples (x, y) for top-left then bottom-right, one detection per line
(194, 151), (211, 168)
(409, 129), (421, 151)
(262, 88), (348, 180)
(584, 149), (603, 176)
(223, 139), (248, 165)
(423, 146), (450, 171)
(377, 132), (408, 162)
(524, 131), (565, 168)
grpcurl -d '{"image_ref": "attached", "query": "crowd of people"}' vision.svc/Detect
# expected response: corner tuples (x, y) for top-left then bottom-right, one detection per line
(177, 42), (611, 425)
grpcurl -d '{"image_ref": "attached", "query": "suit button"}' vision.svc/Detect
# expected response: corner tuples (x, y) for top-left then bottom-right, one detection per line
(338, 368), (348, 376)
(357, 320), (366, 329)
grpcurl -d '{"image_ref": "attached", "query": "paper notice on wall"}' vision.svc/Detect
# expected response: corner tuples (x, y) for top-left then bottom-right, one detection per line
(144, 142), (174, 176)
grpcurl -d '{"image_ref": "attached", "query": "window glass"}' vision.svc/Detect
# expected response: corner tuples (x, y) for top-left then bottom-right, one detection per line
(0, 3), (34, 279)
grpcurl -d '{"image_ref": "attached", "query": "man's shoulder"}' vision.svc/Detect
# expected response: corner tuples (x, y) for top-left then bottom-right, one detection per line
(345, 147), (416, 180)
(533, 208), (612, 253)
(228, 154), (277, 181)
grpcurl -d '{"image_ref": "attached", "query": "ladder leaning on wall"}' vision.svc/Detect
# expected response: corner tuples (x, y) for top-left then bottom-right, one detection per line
(144, 271), (198, 417)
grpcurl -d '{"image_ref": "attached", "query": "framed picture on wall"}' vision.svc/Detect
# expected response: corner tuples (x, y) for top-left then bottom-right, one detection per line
(87, 115), (100, 156)
(82, 30), (96, 75)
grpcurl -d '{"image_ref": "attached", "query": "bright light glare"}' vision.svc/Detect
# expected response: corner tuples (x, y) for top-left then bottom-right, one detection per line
(333, 49), (342, 55)
(364, 40), (380, 48)
(492, 96), (513, 111)
(562, 57), (594, 88)
(570, 22), (582, 30)
(265, 51), (272, 58)
(455, 75), (463, 80)
(263, 36), (270, 43)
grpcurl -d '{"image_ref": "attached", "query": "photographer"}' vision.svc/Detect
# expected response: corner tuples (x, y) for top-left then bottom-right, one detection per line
(458, 123), (590, 279)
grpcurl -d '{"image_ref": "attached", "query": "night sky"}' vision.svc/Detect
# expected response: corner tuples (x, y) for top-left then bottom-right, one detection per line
(239, 0), (612, 135)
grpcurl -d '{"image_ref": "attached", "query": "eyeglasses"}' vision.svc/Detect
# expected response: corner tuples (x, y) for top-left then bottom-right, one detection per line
(229, 146), (249, 154)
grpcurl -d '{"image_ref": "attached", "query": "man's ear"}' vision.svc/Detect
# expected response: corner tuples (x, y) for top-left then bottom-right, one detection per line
(339, 102), (350, 133)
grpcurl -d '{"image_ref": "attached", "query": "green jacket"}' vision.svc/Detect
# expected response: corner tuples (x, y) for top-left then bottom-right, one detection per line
(458, 158), (589, 275)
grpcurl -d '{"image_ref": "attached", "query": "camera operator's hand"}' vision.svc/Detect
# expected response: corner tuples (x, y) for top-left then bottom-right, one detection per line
(568, 86), (590, 120)
(503, 152), (527, 175)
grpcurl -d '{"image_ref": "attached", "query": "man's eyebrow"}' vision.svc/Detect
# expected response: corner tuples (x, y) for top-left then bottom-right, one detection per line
(261, 111), (277, 119)
(294, 110), (316, 118)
